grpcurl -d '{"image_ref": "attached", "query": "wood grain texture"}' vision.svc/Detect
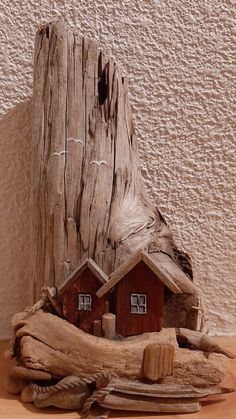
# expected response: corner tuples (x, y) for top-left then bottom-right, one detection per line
(143, 343), (175, 381)
(30, 19), (196, 331)
(12, 311), (177, 381)
(1, 338), (236, 418)
(99, 393), (201, 413)
(143, 252), (196, 295)
(102, 313), (116, 339)
(96, 250), (191, 298)
(9, 310), (230, 387)
(58, 259), (108, 294)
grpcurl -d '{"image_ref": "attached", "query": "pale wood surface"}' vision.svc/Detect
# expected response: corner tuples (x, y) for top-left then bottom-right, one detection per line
(30, 22), (196, 337)
(11, 311), (178, 381)
(10, 310), (230, 386)
(143, 343), (175, 381)
(1, 337), (236, 418)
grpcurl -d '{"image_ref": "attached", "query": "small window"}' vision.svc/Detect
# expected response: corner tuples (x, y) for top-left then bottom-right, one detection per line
(130, 293), (147, 314)
(78, 293), (92, 311)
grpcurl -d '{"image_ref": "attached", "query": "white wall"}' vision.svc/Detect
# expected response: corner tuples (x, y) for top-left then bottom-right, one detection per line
(0, 0), (235, 338)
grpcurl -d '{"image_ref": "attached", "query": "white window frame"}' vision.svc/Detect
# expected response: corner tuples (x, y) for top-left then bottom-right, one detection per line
(130, 293), (147, 314)
(78, 293), (92, 311)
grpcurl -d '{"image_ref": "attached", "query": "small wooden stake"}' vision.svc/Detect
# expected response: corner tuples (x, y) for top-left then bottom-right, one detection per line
(93, 320), (102, 337)
(102, 313), (116, 339)
(143, 343), (175, 381)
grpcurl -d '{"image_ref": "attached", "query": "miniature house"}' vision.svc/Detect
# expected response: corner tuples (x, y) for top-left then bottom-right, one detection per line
(58, 251), (196, 338)
(96, 250), (196, 337)
(58, 258), (109, 334)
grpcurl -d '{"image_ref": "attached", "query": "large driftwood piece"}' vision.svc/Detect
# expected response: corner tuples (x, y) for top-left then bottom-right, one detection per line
(10, 311), (229, 386)
(13, 311), (177, 380)
(31, 19), (194, 310)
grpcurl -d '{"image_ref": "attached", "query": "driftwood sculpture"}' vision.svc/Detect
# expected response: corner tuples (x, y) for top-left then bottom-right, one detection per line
(6, 20), (235, 416)
(31, 19), (197, 324)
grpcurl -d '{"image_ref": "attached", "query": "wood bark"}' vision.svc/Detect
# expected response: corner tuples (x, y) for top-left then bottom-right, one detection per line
(31, 19), (195, 326)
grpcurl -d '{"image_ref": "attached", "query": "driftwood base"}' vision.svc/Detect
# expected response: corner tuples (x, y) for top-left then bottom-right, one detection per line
(5, 310), (234, 415)
(7, 310), (230, 386)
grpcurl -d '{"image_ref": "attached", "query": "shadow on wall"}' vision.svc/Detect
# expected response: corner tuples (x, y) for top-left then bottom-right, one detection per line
(0, 100), (33, 339)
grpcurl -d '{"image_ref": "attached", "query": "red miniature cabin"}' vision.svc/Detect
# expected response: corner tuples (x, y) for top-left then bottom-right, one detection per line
(58, 251), (195, 338)
(58, 258), (109, 334)
(97, 250), (195, 337)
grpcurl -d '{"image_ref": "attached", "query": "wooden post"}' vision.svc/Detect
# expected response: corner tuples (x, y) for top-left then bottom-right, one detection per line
(143, 343), (175, 381)
(102, 313), (116, 339)
(93, 320), (102, 337)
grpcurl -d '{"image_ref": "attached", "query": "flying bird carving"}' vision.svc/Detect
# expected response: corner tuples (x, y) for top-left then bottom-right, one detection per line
(68, 138), (84, 145)
(51, 151), (68, 157)
(90, 160), (108, 167)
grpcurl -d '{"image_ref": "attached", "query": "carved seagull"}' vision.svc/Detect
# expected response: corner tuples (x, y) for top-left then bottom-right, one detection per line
(51, 151), (68, 157)
(90, 160), (108, 167)
(68, 138), (84, 145)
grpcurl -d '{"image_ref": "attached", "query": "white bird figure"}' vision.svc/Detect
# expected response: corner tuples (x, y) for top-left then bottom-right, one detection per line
(51, 150), (68, 157)
(68, 137), (84, 145)
(90, 160), (108, 167)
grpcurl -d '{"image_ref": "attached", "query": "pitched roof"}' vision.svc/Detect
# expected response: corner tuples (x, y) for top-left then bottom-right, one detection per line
(96, 250), (196, 298)
(59, 258), (109, 294)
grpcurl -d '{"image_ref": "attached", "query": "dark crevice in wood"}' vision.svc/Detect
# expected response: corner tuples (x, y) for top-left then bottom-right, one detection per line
(98, 68), (108, 105)
(45, 26), (50, 39)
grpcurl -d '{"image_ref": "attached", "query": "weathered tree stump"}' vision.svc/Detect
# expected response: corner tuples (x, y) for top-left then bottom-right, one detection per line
(31, 20), (196, 330)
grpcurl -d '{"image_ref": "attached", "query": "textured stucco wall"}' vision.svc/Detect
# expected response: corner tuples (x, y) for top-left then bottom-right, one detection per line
(0, 0), (235, 338)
